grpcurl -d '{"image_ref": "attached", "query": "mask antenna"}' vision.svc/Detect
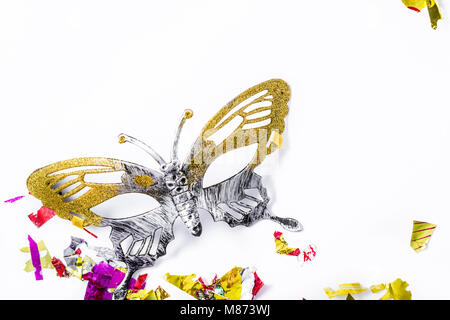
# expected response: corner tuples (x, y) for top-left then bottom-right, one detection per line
(171, 109), (193, 163)
(118, 133), (167, 166)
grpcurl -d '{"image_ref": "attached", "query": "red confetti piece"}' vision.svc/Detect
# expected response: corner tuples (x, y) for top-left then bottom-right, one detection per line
(132, 274), (148, 292)
(28, 206), (55, 228)
(302, 245), (317, 262)
(407, 6), (421, 12)
(75, 248), (82, 256)
(83, 228), (98, 238)
(252, 272), (264, 299)
(273, 231), (283, 239)
(51, 257), (69, 278)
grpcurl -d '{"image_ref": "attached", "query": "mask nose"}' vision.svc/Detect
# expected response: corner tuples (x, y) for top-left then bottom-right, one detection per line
(192, 224), (202, 237)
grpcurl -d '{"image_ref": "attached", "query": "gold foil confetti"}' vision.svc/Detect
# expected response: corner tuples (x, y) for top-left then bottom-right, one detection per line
(324, 283), (368, 299)
(370, 278), (412, 300)
(126, 286), (170, 300)
(410, 220), (436, 252)
(164, 273), (204, 298)
(402, 0), (442, 29)
(165, 267), (246, 300)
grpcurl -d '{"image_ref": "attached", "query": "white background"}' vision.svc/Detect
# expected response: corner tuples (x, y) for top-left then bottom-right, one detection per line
(1, 0), (450, 300)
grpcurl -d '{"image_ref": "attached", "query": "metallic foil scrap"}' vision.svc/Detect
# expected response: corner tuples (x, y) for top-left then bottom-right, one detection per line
(410, 220), (436, 252)
(21, 239), (54, 276)
(274, 231), (300, 256)
(165, 266), (263, 300)
(28, 206), (55, 228)
(4, 195), (25, 203)
(370, 278), (412, 300)
(324, 283), (368, 299)
(402, 0), (442, 29)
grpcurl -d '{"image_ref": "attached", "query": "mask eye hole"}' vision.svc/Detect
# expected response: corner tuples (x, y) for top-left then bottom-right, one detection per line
(166, 182), (174, 188)
(161, 164), (167, 171)
(179, 177), (186, 185)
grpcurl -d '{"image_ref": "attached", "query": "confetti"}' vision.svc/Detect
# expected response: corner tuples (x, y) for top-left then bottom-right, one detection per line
(324, 283), (367, 299)
(298, 244), (317, 266)
(402, 0), (442, 29)
(126, 286), (170, 300)
(165, 266), (263, 300)
(274, 231), (300, 256)
(28, 206), (55, 228)
(27, 235), (43, 280)
(410, 220), (436, 252)
(4, 195), (25, 203)
(20, 238), (54, 277)
(370, 278), (412, 300)
(51, 257), (69, 278)
(83, 261), (154, 300)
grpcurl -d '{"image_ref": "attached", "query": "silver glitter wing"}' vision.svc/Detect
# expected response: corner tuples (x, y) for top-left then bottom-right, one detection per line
(99, 205), (178, 299)
(194, 166), (302, 231)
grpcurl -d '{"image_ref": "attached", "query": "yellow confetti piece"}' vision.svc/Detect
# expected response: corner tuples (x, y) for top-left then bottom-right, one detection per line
(164, 273), (203, 298)
(402, 0), (442, 29)
(72, 216), (85, 228)
(402, 0), (426, 11)
(274, 231), (300, 256)
(271, 131), (283, 149)
(410, 220), (436, 252)
(324, 283), (367, 299)
(165, 266), (243, 300)
(218, 266), (242, 300)
(127, 286), (170, 300)
(370, 283), (386, 293)
(371, 278), (412, 300)
(20, 240), (54, 272)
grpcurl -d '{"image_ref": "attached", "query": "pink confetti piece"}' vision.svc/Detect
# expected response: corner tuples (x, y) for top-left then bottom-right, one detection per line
(28, 235), (43, 281)
(4, 195), (25, 203)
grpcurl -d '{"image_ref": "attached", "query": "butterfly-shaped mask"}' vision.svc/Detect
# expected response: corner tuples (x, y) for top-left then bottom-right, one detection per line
(27, 79), (302, 299)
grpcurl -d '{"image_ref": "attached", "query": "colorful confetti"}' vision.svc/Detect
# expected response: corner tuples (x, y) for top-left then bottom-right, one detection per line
(20, 238), (54, 276)
(274, 231), (300, 256)
(402, 0), (442, 29)
(410, 220), (436, 252)
(165, 266), (263, 300)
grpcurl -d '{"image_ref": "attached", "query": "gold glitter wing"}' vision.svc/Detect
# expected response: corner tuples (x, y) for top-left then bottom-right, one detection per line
(27, 157), (164, 227)
(184, 79), (290, 185)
